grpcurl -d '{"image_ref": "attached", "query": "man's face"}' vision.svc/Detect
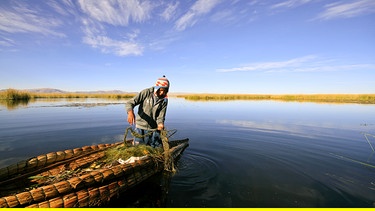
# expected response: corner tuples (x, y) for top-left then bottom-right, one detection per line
(156, 88), (167, 98)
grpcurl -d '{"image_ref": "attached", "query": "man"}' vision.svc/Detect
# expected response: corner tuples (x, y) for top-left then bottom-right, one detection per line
(125, 76), (170, 147)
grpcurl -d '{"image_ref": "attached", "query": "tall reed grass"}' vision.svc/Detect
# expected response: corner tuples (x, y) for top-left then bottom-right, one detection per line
(178, 94), (375, 104)
(2, 89), (374, 104)
(0, 89), (31, 100)
(0, 89), (135, 100)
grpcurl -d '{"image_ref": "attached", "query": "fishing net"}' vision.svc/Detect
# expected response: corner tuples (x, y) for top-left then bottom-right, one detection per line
(122, 126), (177, 172)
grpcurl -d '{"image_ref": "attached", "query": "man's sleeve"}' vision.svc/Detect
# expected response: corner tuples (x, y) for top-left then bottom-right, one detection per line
(125, 89), (145, 112)
(156, 101), (168, 125)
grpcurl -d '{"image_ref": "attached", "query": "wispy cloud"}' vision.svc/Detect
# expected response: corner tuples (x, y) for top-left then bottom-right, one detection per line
(271, 0), (313, 9)
(0, 2), (64, 38)
(1, 0), (373, 57)
(217, 55), (317, 72)
(78, 0), (153, 26)
(217, 55), (375, 73)
(175, 0), (221, 31)
(0, 37), (15, 47)
(83, 35), (143, 56)
(47, 0), (77, 17)
(76, 0), (154, 56)
(315, 0), (375, 20)
(161, 2), (179, 21)
(269, 0), (375, 20)
(81, 18), (143, 56)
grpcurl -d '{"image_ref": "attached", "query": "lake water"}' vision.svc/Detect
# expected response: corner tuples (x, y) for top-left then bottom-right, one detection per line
(0, 98), (374, 208)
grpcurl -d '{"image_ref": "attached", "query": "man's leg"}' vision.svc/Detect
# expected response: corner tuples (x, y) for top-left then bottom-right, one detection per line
(134, 128), (145, 145)
(150, 131), (162, 148)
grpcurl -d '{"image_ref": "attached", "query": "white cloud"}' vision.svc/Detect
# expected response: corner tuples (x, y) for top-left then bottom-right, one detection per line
(217, 55), (317, 72)
(83, 35), (143, 56)
(217, 56), (375, 73)
(78, 0), (153, 26)
(210, 8), (247, 24)
(47, 1), (73, 16)
(76, 1), (183, 56)
(0, 37), (15, 47)
(148, 33), (180, 51)
(175, 0), (221, 31)
(77, 0), (150, 57)
(284, 64), (375, 73)
(161, 2), (179, 21)
(81, 18), (143, 56)
(271, 0), (313, 9)
(0, 2), (64, 37)
(315, 0), (375, 20)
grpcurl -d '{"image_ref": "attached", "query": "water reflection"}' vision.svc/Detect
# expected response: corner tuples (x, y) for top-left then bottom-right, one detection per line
(166, 152), (220, 207)
(0, 99), (31, 110)
(105, 169), (178, 207)
(0, 98), (130, 111)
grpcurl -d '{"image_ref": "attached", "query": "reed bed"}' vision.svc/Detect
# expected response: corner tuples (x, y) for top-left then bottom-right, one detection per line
(178, 94), (375, 104)
(2, 89), (374, 104)
(0, 89), (31, 100)
(0, 89), (135, 100)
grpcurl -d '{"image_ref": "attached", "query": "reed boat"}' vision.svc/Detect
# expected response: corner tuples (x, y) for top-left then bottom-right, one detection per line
(0, 138), (189, 208)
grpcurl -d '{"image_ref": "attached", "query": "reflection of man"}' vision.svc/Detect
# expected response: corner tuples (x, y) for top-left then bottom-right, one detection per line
(125, 76), (170, 147)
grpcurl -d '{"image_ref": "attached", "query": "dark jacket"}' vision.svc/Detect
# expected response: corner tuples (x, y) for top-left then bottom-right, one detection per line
(125, 87), (168, 130)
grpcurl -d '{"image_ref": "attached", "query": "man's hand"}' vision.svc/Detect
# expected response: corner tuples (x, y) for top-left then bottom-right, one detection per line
(157, 123), (164, 131)
(127, 110), (135, 125)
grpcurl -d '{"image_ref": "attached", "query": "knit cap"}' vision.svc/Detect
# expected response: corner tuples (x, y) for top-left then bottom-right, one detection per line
(155, 75), (170, 90)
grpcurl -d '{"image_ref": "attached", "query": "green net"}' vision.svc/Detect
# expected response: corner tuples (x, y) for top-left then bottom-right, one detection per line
(122, 126), (176, 172)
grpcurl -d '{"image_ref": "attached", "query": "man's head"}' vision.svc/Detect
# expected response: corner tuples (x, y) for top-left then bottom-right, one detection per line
(154, 76), (170, 98)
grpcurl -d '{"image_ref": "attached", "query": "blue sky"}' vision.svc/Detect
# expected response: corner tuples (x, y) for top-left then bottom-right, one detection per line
(0, 0), (374, 94)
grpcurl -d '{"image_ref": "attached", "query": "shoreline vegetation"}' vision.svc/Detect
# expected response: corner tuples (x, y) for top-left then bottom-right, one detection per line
(1, 89), (375, 104)
(0, 89), (135, 100)
(178, 93), (375, 104)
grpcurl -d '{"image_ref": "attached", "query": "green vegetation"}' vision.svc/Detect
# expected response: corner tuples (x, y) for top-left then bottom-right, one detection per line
(104, 144), (163, 164)
(0, 89), (135, 100)
(177, 94), (375, 104)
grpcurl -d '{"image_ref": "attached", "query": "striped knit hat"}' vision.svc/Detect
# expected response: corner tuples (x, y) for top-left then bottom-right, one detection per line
(155, 75), (170, 90)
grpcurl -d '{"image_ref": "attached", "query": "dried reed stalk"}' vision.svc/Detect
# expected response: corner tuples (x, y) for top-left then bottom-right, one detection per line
(0, 142), (121, 184)
(0, 139), (189, 208)
(0, 157), (157, 207)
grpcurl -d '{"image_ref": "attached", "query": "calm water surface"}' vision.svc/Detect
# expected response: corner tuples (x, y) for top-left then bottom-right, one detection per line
(0, 98), (374, 207)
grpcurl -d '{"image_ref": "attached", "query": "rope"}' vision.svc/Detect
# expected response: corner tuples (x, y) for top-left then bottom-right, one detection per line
(161, 130), (175, 172)
(123, 126), (177, 144)
(123, 127), (154, 144)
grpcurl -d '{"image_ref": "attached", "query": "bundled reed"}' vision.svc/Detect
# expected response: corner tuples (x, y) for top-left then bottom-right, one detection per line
(0, 143), (119, 182)
(0, 139), (189, 208)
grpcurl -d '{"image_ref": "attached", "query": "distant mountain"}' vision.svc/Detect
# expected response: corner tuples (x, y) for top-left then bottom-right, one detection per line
(78, 90), (126, 94)
(25, 88), (67, 93)
(26, 88), (134, 94)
